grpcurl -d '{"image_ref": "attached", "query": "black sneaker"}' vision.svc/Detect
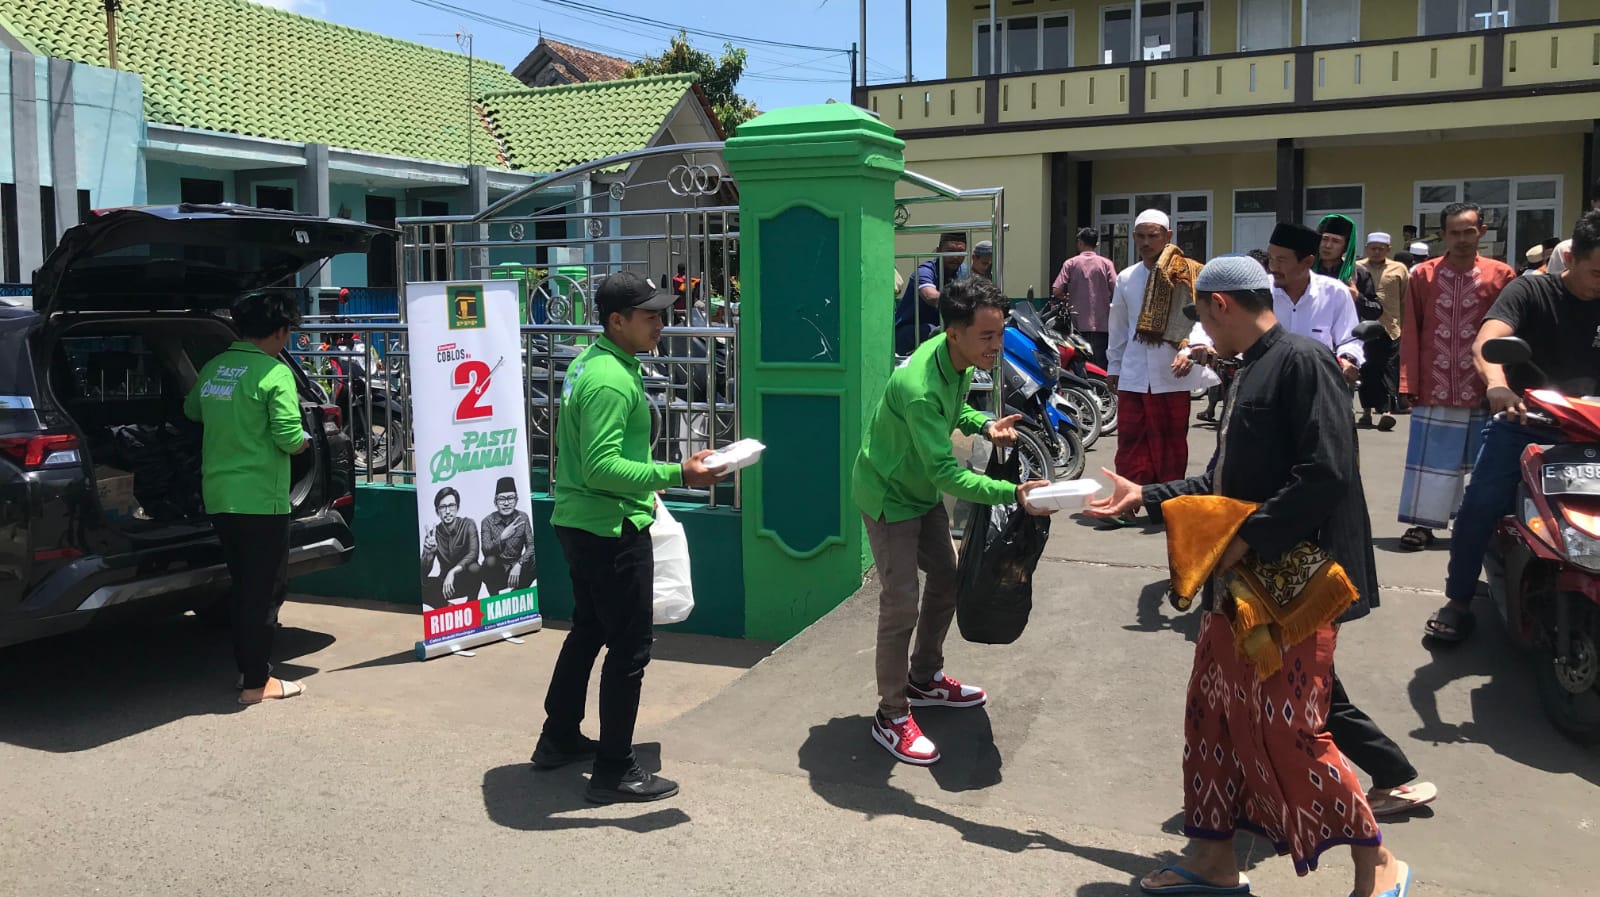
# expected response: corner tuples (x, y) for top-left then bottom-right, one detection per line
(585, 765), (680, 804)
(529, 734), (599, 770)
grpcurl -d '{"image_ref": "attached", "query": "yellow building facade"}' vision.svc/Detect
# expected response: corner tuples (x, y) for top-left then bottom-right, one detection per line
(862, 0), (1600, 294)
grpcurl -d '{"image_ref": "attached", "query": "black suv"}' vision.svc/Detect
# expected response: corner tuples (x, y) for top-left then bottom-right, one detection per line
(0, 204), (389, 649)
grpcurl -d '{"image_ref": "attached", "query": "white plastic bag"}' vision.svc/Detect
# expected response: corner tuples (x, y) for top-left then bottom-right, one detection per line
(651, 497), (695, 625)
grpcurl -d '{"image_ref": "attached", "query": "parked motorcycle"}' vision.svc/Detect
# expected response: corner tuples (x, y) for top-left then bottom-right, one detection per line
(1002, 302), (1086, 481)
(1041, 298), (1118, 436)
(317, 343), (409, 475)
(1479, 335), (1600, 743)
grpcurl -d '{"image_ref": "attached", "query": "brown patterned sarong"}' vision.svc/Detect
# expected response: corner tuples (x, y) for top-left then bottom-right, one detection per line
(1183, 612), (1380, 874)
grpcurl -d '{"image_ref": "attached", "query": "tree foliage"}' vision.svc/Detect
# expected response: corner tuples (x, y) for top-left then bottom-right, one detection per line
(627, 30), (759, 136)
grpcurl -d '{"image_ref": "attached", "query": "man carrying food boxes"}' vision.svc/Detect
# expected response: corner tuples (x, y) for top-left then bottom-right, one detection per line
(853, 276), (1056, 765)
(532, 272), (728, 804)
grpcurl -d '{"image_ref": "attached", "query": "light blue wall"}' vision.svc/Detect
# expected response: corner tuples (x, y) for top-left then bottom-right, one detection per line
(0, 55), (10, 185)
(328, 181), (405, 287)
(145, 160), (234, 204)
(0, 50), (144, 204)
(72, 62), (148, 206)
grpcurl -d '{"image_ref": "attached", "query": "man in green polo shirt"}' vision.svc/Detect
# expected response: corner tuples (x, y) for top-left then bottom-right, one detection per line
(534, 271), (725, 804)
(184, 290), (310, 707)
(855, 275), (1052, 765)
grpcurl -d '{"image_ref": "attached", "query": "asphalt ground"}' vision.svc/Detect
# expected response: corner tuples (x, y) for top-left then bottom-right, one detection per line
(2, 408), (1596, 896)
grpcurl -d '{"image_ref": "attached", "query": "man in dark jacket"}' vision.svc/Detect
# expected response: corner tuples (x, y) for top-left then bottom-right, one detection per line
(1088, 254), (1414, 897)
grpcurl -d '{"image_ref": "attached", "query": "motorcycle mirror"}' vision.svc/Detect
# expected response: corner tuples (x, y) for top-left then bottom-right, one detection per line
(1481, 336), (1533, 367)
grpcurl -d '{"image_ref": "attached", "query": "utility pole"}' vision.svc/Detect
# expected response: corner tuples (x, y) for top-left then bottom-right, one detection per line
(859, 0), (867, 87)
(904, 0), (912, 83)
(103, 0), (122, 69)
(458, 31), (475, 166)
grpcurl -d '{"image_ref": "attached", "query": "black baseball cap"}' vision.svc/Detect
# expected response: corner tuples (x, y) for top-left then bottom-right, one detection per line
(595, 271), (675, 318)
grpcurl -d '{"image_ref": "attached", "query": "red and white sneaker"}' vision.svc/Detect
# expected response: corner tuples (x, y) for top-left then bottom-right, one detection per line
(907, 672), (987, 708)
(872, 712), (941, 765)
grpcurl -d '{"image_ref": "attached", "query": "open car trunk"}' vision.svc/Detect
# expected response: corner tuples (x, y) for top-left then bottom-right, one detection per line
(45, 316), (321, 538)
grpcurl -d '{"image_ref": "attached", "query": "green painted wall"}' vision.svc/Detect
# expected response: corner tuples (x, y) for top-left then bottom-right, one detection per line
(726, 104), (904, 643)
(297, 483), (748, 638)
(531, 495), (747, 639)
(295, 482), (421, 604)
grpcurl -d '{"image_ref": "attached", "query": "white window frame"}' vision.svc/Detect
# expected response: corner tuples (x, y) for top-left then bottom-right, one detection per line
(1303, 183), (1367, 248)
(1094, 190), (1214, 267)
(1098, 1), (1211, 66)
(1417, 0), (1559, 34)
(1237, 0), (1293, 52)
(974, 11), (1075, 75)
(1412, 175), (1563, 265)
(1232, 186), (1279, 254)
(1300, 0), (1361, 45)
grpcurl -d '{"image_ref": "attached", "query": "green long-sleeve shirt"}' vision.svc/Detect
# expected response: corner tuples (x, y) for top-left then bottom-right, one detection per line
(184, 342), (306, 515)
(854, 333), (1016, 523)
(550, 336), (683, 537)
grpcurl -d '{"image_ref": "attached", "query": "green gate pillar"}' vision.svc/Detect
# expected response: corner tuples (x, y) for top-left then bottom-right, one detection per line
(725, 104), (905, 642)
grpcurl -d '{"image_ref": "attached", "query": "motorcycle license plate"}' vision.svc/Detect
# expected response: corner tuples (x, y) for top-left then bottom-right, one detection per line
(1540, 462), (1600, 496)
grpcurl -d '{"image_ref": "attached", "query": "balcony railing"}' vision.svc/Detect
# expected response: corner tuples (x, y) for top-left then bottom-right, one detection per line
(859, 21), (1600, 133)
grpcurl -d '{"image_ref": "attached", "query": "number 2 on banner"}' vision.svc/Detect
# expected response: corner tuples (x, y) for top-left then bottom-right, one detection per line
(453, 360), (494, 422)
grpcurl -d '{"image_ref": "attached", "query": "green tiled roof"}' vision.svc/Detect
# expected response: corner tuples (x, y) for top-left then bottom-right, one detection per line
(0, 0), (527, 166)
(481, 75), (698, 173)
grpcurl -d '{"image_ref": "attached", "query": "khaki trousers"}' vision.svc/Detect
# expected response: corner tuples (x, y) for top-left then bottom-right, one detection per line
(863, 505), (959, 718)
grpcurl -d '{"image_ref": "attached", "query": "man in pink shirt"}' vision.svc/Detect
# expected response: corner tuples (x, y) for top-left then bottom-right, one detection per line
(1052, 227), (1118, 368)
(1396, 203), (1517, 551)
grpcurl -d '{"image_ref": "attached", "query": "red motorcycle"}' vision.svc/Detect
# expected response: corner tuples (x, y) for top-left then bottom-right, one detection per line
(1481, 336), (1600, 743)
(1040, 298), (1117, 436)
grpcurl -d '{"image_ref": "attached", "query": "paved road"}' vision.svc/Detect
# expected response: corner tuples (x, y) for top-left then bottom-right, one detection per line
(1, 412), (1596, 896)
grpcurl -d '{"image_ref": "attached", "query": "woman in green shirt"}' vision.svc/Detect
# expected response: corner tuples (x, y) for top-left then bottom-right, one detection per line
(185, 291), (310, 706)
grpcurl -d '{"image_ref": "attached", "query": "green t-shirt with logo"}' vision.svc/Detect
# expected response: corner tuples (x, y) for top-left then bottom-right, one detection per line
(550, 336), (683, 537)
(183, 342), (306, 515)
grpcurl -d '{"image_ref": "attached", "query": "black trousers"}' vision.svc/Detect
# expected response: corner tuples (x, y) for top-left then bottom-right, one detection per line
(1358, 331), (1398, 413)
(481, 555), (532, 595)
(213, 513), (290, 690)
(1083, 331), (1110, 371)
(1326, 670), (1418, 791)
(542, 521), (654, 775)
(421, 563), (481, 609)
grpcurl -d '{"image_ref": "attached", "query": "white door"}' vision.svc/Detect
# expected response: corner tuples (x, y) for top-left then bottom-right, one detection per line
(1239, 0), (1292, 51)
(1304, 0), (1360, 45)
(1233, 214), (1277, 256)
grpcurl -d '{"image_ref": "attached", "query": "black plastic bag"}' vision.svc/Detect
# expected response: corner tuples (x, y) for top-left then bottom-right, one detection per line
(955, 448), (1051, 644)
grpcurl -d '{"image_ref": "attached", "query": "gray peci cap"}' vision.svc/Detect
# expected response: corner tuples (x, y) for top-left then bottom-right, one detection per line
(1195, 254), (1271, 293)
(1185, 255), (1272, 322)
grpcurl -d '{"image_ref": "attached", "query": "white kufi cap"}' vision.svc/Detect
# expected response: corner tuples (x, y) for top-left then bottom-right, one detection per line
(1134, 209), (1171, 230)
(1366, 232), (1390, 246)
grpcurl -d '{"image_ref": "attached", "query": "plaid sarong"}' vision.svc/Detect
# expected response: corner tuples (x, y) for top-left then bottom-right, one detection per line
(1399, 405), (1488, 528)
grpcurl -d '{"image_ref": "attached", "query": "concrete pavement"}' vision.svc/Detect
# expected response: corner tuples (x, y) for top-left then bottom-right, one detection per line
(2, 412), (1597, 896)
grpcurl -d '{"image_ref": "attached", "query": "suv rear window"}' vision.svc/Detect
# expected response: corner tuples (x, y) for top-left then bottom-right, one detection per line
(0, 309), (40, 434)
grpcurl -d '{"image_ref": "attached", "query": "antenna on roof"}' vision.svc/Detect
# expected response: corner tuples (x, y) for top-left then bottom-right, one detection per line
(103, 0), (123, 69)
(458, 31), (475, 168)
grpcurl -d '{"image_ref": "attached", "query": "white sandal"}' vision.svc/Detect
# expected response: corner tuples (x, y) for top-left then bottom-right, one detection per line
(238, 678), (305, 706)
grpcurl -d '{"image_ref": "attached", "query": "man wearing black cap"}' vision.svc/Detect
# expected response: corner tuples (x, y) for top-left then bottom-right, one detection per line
(533, 271), (726, 803)
(480, 476), (534, 595)
(1267, 221), (1364, 382)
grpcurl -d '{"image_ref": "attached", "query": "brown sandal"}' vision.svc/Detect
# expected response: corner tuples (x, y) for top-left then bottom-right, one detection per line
(1398, 527), (1435, 551)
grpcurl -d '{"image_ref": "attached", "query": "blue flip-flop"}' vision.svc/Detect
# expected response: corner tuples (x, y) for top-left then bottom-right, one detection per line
(1350, 861), (1412, 897)
(1139, 866), (1250, 895)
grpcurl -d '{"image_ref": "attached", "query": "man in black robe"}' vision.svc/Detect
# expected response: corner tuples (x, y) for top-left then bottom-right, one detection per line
(1088, 255), (1412, 896)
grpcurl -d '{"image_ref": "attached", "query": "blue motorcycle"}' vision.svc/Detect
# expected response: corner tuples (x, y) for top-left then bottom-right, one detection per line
(969, 301), (1087, 482)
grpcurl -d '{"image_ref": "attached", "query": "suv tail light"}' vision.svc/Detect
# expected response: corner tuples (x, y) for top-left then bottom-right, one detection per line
(319, 403), (343, 432)
(0, 433), (81, 470)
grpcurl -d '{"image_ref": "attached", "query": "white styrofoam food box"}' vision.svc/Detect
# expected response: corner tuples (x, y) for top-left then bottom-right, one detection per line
(704, 439), (767, 473)
(1028, 479), (1101, 510)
